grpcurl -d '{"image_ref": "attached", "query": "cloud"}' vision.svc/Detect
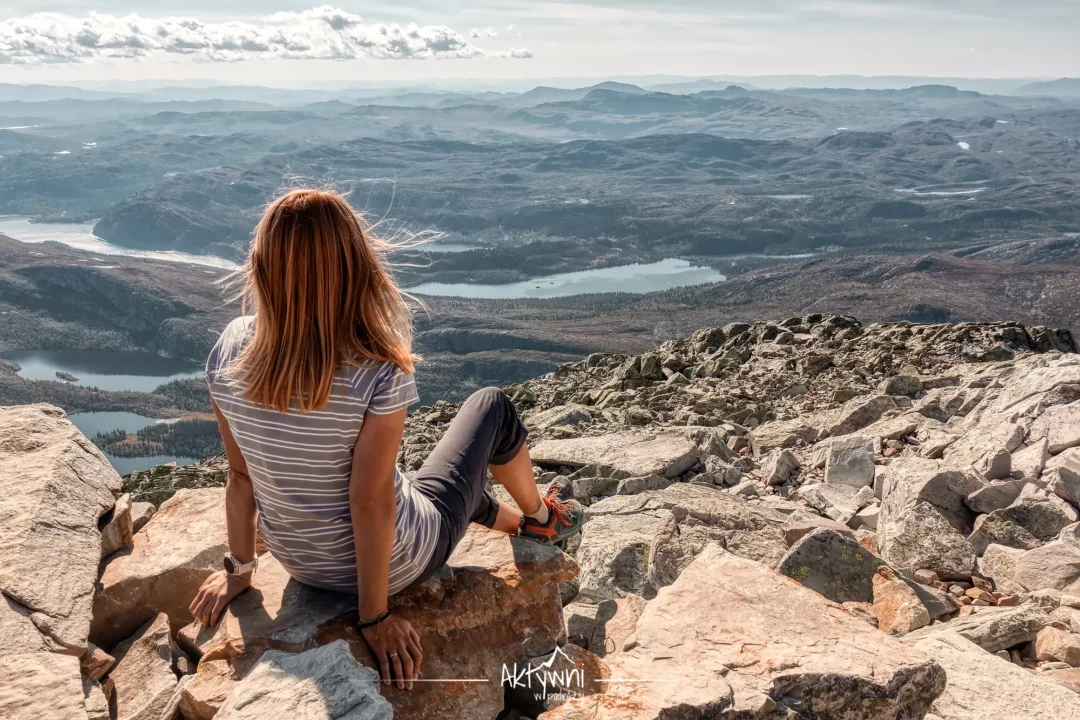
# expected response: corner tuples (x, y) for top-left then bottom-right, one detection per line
(0, 5), (531, 64)
(470, 27), (498, 38)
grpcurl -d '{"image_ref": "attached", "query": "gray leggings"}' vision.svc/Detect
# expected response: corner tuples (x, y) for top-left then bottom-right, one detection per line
(407, 387), (528, 586)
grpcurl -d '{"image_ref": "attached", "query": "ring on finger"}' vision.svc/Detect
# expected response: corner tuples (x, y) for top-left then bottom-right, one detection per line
(389, 652), (399, 658)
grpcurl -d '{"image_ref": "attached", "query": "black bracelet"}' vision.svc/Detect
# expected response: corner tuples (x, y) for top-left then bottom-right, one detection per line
(358, 609), (392, 630)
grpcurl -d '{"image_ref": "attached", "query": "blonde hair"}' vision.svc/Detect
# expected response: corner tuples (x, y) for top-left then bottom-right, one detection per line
(229, 188), (416, 413)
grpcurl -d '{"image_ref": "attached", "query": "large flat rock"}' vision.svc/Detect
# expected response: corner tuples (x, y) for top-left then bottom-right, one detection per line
(1010, 535), (1080, 595)
(994, 360), (1080, 412)
(903, 605), (1050, 653)
(575, 494), (671, 601)
(0, 404), (121, 655)
(0, 651), (87, 720)
(216, 640), (391, 720)
(542, 545), (945, 719)
(913, 631), (1080, 720)
(179, 526), (577, 720)
(91, 488), (229, 651)
(654, 483), (789, 567)
(531, 430), (701, 478)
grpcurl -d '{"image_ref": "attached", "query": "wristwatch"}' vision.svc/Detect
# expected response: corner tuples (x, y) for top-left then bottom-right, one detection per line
(223, 552), (258, 576)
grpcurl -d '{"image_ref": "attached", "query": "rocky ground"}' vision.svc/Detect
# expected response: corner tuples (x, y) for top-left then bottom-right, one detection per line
(6, 315), (1080, 718)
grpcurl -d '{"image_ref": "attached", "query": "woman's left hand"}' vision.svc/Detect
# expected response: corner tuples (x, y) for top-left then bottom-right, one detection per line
(361, 615), (423, 690)
(189, 570), (252, 626)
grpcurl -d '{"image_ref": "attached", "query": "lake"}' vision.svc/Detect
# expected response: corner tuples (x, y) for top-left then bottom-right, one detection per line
(0, 215), (237, 269)
(407, 258), (725, 299)
(68, 411), (198, 474)
(3, 349), (203, 392)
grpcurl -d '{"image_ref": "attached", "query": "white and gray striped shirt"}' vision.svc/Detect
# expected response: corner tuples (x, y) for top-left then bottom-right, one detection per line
(206, 316), (440, 594)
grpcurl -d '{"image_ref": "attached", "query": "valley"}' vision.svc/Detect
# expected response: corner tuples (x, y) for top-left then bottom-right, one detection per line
(1, 77), (1078, 473)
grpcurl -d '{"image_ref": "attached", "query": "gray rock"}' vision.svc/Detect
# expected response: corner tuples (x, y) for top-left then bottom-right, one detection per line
(576, 494), (670, 601)
(571, 475), (619, 504)
(0, 404), (122, 656)
(824, 435), (875, 488)
(1012, 537), (1080, 595)
(994, 495), (1078, 542)
(968, 512), (1043, 555)
(881, 374), (923, 397)
(880, 457), (984, 534)
(647, 484), (789, 588)
(950, 421), (1026, 478)
(614, 474), (671, 496)
(749, 417), (823, 454)
(851, 504), (880, 531)
(1050, 463), (1080, 506)
(776, 528), (885, 604)
(728, 478), (759, 498)
(976, 544), (1028, 596)
(531, 430), (701, 479)
(913, 631), (1080, 720)
(916, 386), (987, 422)
(0, 651), (86, 720)
(647, 512), (725, 589)
(966, 479), (1030, 514)
(564, 602), (600, 649)
(109, 613), (181, 720)
(827, 394), (898, 437)
(904, 605), (1050, 653)
(782, 512), (854, 546)
(993, 362), (1080, 413)
(1031, 401), (1080, 454)
(762, 448), (800, 486)
(215, 640), (392, 720)
(527, 404), (597, 431)
(878, 500), (977, 579)
(797, 482), (875, 524)
(1012, 437), (1049, 480)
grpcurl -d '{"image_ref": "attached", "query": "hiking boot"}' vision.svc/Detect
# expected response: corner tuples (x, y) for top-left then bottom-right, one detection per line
(518, 488), (584, 544)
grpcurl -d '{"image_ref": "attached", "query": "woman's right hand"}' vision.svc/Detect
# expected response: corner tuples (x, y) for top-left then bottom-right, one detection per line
(189, 570), (252, 626)
(361, 615), (423, 690)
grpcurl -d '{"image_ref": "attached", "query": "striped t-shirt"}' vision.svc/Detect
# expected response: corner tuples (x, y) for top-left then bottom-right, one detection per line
(205, 316), (440, 594)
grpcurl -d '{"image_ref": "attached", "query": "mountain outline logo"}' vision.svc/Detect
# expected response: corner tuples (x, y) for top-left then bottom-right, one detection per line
(500, 645), (585, 701)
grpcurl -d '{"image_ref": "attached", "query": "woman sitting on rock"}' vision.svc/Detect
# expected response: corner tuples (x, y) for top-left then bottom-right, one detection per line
(188, 188), (584, 690)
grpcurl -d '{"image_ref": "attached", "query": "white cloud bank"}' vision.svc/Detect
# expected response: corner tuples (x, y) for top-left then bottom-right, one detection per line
(0, 5), (532, 64)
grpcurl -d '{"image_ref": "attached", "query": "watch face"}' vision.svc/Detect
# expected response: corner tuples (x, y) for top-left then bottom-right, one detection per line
(224, 555), (236, 574)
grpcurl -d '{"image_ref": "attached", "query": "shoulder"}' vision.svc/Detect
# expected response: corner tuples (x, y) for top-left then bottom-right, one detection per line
(219, 316), (255, 348)
(206, 316), (255, 381)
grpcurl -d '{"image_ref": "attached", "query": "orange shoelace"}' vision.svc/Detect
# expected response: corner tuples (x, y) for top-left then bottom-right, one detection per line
(544, 497), (574, 528)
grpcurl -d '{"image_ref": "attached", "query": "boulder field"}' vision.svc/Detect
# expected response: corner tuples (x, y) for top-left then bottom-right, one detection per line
(5, 315), (1080, 719)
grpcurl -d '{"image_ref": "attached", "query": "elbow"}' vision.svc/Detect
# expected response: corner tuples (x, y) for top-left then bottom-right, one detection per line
(228, 468), (253, 488)
(350, 491), (395, 515)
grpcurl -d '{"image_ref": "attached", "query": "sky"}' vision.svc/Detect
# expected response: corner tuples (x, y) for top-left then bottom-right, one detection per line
(1, 1), (1077, 86)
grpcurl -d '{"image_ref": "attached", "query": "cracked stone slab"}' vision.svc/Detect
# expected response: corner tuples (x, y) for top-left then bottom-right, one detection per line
(0, 404), (121, 656)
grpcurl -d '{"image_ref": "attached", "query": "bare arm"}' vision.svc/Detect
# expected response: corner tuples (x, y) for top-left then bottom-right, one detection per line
(352, 407), (422, 689)
(190, 397), (258, 625)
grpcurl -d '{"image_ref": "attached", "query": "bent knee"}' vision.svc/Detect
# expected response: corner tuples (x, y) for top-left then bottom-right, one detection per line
(466, 386), (507, 408)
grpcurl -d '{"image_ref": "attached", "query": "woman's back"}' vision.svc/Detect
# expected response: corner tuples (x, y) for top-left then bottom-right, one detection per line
(206, 315), (438, 593)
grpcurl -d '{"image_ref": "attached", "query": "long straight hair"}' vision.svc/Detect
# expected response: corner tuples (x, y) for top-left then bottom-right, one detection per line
(228, 188), (416, 413)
